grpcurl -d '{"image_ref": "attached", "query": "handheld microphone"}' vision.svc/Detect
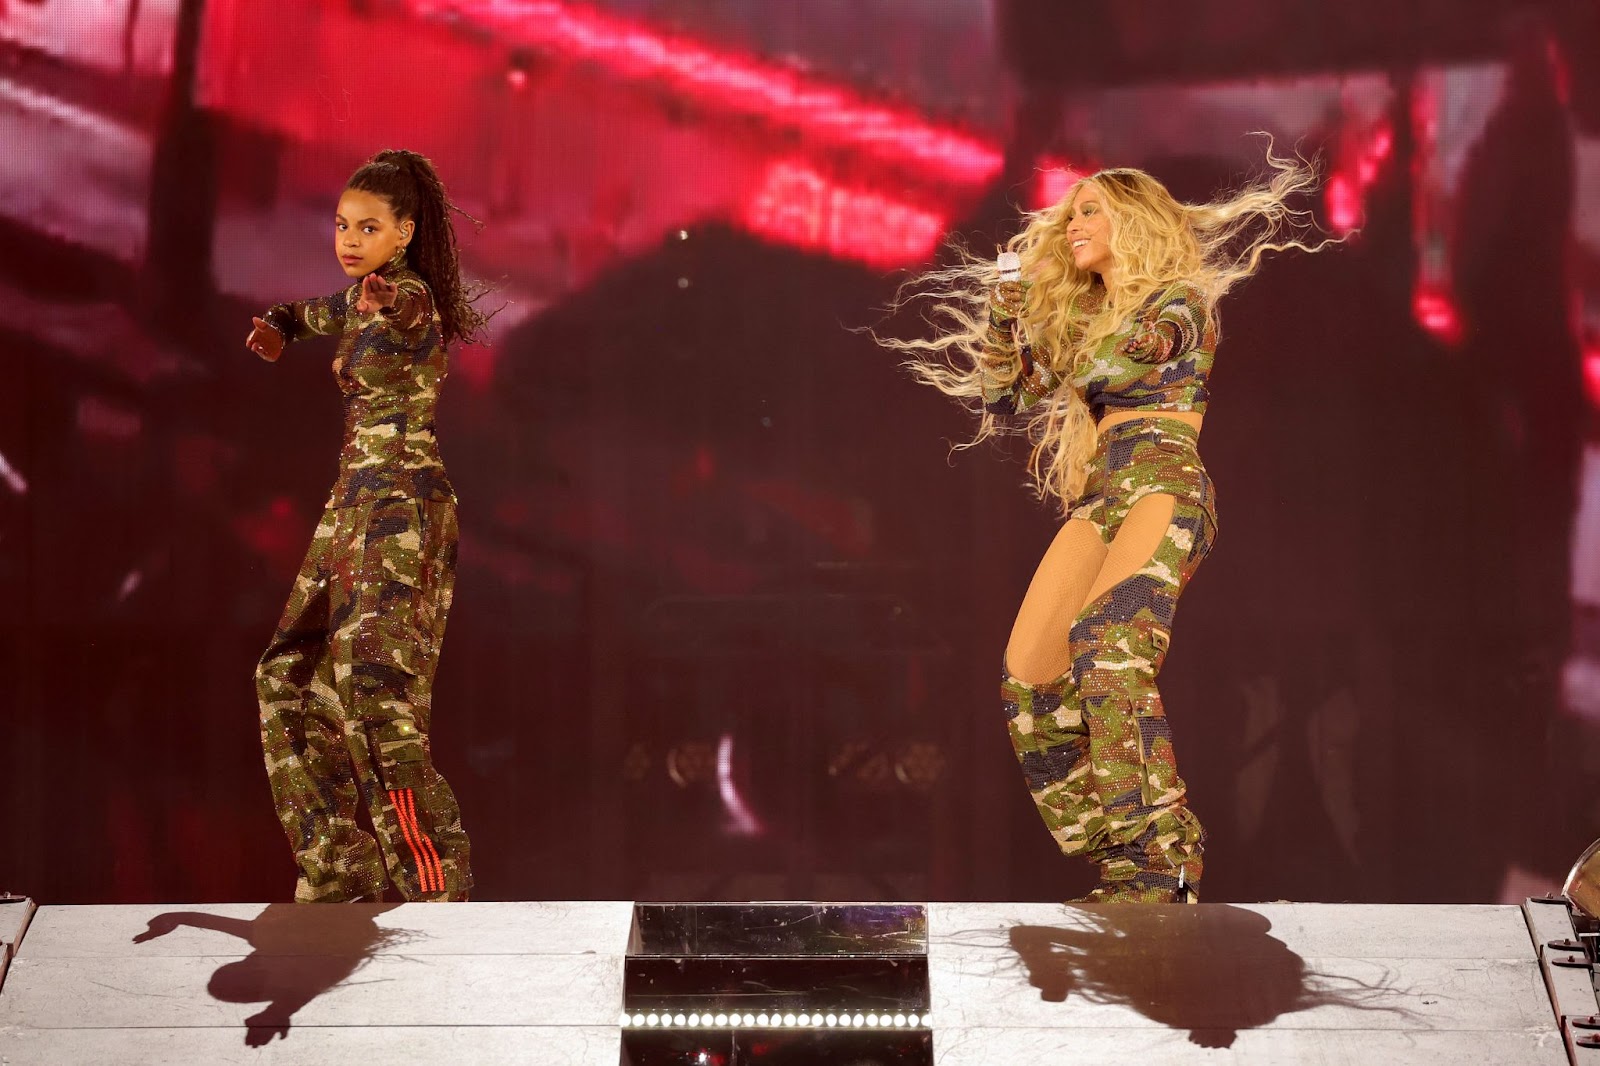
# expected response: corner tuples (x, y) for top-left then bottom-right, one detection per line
(997, 251), (1021, 282)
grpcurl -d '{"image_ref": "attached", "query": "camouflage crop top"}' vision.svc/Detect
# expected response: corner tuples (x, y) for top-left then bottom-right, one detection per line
(261, 255), (455, 508)
(981, 282), (1215, 422)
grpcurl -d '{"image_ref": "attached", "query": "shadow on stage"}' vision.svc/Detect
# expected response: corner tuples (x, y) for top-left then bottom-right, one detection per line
(1006, 904), (1411, 1048)
(132, 903), (414, 1046)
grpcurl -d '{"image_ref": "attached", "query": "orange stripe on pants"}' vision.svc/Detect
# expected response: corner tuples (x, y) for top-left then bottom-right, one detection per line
(390, 788), (436, 893)
(404, 788), (448, 894)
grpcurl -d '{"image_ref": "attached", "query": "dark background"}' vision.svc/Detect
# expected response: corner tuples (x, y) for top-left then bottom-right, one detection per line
(4, 0), (1600, 906)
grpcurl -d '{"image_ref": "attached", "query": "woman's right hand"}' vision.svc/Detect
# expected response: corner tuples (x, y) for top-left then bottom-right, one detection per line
(985, 278), (1024, 328)
(246, 317), (283, 362)
(992, 279), (1027, 317)
(980, 281), (1030, 373)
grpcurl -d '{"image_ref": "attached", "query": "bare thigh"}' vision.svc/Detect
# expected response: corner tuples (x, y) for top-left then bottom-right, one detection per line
(1082, 494), (1178, 607)
(1005, 518), (1108, 684)
(1006, 494), (1181, 684)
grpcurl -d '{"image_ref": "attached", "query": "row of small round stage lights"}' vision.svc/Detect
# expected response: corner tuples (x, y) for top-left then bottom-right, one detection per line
(621, 1010), (928, 1029)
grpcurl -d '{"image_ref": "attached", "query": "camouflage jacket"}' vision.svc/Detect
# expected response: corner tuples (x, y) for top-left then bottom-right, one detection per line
(983, 282), (1215, 421)
(262, 256), (455, 508)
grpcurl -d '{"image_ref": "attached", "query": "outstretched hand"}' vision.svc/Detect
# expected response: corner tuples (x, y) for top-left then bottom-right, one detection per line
(246, 318), (283, 362)
(355, 272), (398, 314)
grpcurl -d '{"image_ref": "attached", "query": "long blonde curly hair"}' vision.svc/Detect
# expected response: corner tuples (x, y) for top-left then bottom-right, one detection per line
(887, 142), (1336, 506)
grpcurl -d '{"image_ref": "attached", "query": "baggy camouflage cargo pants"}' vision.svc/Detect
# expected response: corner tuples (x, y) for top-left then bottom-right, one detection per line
(1005, 418), (1213, 894)
(256, 496), (472, 902)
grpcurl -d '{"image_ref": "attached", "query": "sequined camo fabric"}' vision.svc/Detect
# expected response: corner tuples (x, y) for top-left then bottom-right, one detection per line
(256, 253), (469, 903)
(1073, 282), (1214, 421)
(1006, 418), (1213, 902)
(981, 281), (1214, 422)
(256, 497), (471, 902)
(1004, 672), (1096, 855)
(980, 280), (1061, 414)
(261, 252), (455, 509)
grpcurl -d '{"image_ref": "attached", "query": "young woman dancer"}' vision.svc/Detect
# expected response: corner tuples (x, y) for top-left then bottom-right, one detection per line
(890, 151), (1331, 902)
(247, 149), (486, 902)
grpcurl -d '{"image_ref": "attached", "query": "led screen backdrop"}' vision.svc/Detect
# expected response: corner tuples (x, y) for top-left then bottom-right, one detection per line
(3, 0), (1599, 905)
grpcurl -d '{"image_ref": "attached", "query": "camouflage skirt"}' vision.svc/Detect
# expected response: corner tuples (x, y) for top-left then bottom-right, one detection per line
(1007, 417), (1214, 876)
(255, 496), (472, 902)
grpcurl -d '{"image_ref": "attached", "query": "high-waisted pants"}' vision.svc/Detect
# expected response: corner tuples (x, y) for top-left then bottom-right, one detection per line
(256, 496), (472, 902)
(1004, 418), (1214, 885)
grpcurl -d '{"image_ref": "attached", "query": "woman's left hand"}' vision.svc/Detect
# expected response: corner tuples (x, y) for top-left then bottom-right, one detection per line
(355, 272), (398, 314)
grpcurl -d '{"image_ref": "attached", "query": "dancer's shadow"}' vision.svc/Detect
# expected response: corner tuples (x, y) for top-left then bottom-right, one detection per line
(1007, 905), (1410, 1048)
(133, 903), (414, 1046)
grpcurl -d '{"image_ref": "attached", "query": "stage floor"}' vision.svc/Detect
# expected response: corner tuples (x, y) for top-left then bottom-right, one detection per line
(0, 899), (1583, 1064)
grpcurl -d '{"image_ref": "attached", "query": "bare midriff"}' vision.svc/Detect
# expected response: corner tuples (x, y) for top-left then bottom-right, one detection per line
(1097, 408), (1204, 435)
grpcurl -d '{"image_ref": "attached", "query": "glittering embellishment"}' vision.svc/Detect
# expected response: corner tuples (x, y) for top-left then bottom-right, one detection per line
(1079, 283), (1215, 422)
(256, 498), (471, 902)
(988, 281), (1216, 421)
(1008, 418), (1213, 902)
(260, 259), (456, 509)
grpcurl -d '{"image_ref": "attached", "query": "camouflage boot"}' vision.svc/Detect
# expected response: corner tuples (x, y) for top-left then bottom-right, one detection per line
(1068, 683), (1207, 904)
(1072, 812), (1204, 903)
(1003, 670), (1104, 861)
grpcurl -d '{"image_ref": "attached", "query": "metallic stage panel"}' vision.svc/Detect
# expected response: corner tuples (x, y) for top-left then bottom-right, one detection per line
(0, 895), (36, 995)
(926, 901), (1572, 1064)
(14, 900), (633, 959)
(1524, 895), (1600, 1060)
(621, 903), (932, 1063)
(624, 902), (929, 1014)
(0, 901), (1576, 1065)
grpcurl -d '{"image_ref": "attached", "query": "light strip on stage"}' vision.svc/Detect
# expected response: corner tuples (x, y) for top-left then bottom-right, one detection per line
(622, 903), (932, 1061)
(620, 1011), (928, 1029)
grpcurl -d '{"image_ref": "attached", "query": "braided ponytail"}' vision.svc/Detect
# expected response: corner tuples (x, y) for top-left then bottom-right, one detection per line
(347, 149), (489, 347)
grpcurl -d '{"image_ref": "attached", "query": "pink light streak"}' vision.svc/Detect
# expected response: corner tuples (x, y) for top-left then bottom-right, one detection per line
(746, 160), (947, 268)
(406, 0), (1003, 185)
(1326, 121), (1393, 235)
(117, 570), (144, 603)
(1413, 288), (1463, 346)
(1583, 345), (1600, 411)
(1032, 158), (1086, 211)
(716, 734), (762, 837)
(1325, 173), (1361, 234)
(0, 448), (26, 495)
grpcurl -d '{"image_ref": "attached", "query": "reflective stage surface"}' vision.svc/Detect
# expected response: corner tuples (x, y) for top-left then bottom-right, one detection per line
(0, 899), (1580, 1064)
